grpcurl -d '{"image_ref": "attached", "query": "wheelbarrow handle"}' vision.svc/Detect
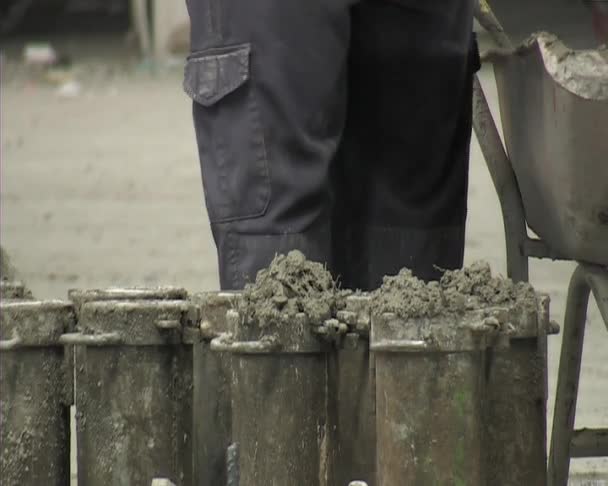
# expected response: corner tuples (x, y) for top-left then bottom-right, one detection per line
(474, 0), (513, 50)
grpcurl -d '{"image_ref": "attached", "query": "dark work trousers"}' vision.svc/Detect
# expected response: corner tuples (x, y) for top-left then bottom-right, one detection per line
(184, 0), (480, 290)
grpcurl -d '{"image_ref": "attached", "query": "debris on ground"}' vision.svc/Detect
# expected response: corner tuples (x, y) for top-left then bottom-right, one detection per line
(43, 67), (74, 85)
(55, 79), (82, 98)
(23, 43), (58, 67)
(237, 250), (346, 327)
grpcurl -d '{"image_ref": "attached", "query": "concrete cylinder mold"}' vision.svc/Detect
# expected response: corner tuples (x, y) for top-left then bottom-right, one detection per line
(190, 291), (237, 486)
(484, 294), (554, 485)
(69, 292), (196, 486)
(0, 300), (76, 485)
(211, 310), (330, 486)
(329, 294), (377, 486)
(371, 311), (489, 486)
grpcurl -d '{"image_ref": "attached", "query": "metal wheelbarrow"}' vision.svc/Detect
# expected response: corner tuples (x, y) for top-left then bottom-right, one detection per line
(473, 2), (608, 485)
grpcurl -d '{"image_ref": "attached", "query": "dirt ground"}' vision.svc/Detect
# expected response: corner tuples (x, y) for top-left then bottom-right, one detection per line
(1, 30), (607, 481)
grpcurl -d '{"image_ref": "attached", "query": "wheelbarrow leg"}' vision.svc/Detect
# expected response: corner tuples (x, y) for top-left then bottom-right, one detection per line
(548, 265), (590, 486)
(472, 76), (529, 283)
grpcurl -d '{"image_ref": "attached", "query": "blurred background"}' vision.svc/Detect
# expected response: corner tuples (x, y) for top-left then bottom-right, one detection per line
(1, 0), (607, 482)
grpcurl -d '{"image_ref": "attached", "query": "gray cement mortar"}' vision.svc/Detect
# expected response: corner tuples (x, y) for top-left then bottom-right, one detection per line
(237, 250), (347, 328)
(237, 254), (537, 330)
(484, 31), (608, 100)
(536, 32), (608, 101)
(372, 261), (538, 320)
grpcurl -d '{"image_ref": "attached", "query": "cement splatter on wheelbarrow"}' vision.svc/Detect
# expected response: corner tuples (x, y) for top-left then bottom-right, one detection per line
(237, 250), (347, 327)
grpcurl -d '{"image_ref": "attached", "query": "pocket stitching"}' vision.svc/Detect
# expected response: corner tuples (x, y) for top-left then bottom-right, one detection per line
(207, 89), (271, 224)
(183, 44), (251, 107)
(187, 44), (271, 223)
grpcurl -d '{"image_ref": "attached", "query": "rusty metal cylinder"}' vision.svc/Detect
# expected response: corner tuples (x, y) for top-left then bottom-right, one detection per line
(0, 300), (75, 485)
(484, 295), (552, 485)
(212, 311), (329, 486)
(191, 292), (236, 486)
(329, 295), (376, 486)
(371, 312), (487, 486)
(70, 295), (196, 486)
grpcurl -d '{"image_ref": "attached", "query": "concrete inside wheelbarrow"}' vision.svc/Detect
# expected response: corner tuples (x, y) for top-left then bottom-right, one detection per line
(492, 32), (608, 265)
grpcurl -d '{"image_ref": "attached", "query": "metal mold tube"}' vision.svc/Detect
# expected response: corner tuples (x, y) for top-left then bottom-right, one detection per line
(371, 311), (491, 486)
(73, 299), (196, 485)
(484, 295), (551, 486)
(329, 294), (376, 486)
(191, 291), (237, 486)
(214, 311), (330, 486)
(0, 300), (76, 485)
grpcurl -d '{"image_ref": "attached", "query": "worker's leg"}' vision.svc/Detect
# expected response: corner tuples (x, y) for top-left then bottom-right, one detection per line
(333, 0), (479, 290)
(184, 0), (352, 289)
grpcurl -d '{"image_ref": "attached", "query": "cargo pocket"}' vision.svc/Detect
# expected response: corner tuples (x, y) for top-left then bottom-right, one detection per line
(183, 43), (270, 223)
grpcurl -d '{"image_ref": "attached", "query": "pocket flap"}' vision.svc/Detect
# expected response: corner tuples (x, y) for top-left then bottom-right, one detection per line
(183, 44), (251, 107)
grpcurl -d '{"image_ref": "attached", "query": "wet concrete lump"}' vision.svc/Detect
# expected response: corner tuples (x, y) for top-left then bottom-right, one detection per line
(373, 261), (537, 319)
(237, 254), (536, 326)
(237, 250), (344, 327)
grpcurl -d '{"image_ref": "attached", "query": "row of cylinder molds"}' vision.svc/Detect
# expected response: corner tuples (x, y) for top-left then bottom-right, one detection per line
(0, 282), (556, 486)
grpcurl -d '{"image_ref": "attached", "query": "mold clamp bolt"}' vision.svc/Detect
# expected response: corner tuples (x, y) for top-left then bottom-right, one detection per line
(0, 331), (22, 351)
